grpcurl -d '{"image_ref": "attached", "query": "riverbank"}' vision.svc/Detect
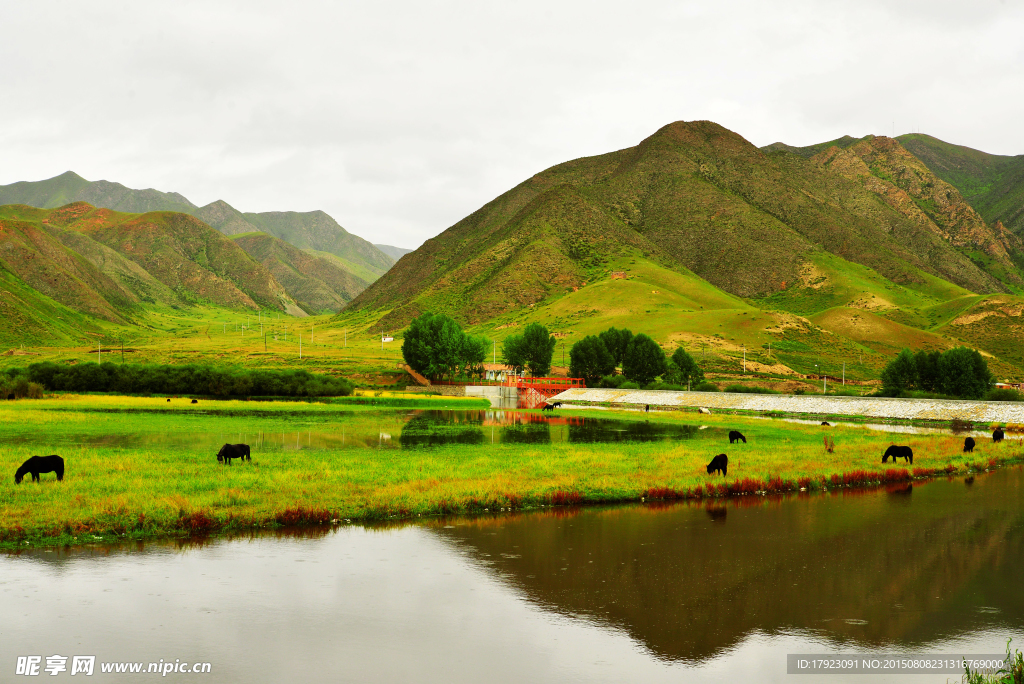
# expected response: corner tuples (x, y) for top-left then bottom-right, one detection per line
(2, 397), (1022, 549)
(551, 389), (1024, 425)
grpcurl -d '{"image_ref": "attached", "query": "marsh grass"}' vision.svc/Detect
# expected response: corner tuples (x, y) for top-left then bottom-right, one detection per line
(2, 398), (1021, 547)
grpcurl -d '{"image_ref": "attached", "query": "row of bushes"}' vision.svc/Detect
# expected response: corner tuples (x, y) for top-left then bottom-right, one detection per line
(0, 376), (44, 400)
(3, 362), (354, 398)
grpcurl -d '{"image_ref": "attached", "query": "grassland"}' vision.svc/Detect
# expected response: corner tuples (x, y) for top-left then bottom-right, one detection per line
(2, 396), (1021, 549)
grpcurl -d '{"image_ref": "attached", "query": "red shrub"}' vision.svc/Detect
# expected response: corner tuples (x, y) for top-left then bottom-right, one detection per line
(275, 507), (332, 526)
(549, 490), (583, 506)
(178, 510), (215, 534)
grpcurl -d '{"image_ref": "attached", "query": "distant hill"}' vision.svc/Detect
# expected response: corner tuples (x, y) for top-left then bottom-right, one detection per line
(0, 171), (197, 215)
(373, 244), (414, 261)
(895, 134), (1024, 240)
(231, 232), (369, 314)
(0, 172), (395, 285)
(0, 202), (304, 321)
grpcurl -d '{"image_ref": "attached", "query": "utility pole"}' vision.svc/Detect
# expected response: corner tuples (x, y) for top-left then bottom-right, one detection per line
(300, 334), (302, 359)
(97, 341), (101, 364)
(843, 362), (846, 385)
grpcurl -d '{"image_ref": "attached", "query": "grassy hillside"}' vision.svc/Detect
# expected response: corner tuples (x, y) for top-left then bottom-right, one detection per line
(232, 232), (369, 314)
(1, 172), (395, 286)
(896, 133), (1024, 240)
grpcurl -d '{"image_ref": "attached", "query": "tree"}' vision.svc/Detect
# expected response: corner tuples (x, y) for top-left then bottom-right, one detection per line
(938, 346), (991, 399)
(519, 323), (557, 376)
(401, 312), (486, 380)
(669, 347), (704, 389)
(599, 327), (633, 366)
(622, 333), (667, 385)
(881, 348), (917, 395)
(914, 350), (942, 392)
(569, 336), (616, 386)
(501, 335), (527, 376)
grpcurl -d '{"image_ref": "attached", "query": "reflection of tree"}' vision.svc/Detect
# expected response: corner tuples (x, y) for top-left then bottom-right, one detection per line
(501, 422), (550, 444)
(568, 419), (700, 444)
(429, 470), (1024, 664)
(399, 412), (485, 447)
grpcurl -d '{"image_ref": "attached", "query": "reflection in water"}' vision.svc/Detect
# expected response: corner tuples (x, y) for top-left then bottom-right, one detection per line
(2, 467), (1023, 682)
(428, 466), (1024, 664)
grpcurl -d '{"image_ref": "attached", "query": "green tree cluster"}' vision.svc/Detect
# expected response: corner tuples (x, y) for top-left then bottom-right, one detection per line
(402, 312), (488, 380)
(570, 327), (703, 388)
(881, 347), (992, 398)
(502, 323), (556, 377)
(7, 362), (353, 397)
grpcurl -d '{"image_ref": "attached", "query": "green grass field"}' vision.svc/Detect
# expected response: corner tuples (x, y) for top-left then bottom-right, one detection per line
(2, 396), (1021, 549)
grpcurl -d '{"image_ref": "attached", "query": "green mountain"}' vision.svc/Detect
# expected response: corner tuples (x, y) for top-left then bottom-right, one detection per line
(895, 134), (1024, 239)
(0, 173), (395, 286)
(0, 202), (303, 320)
(342, 120), (1024, 380)
(231, 232), (369, 314)
(0, 171), (197, 215)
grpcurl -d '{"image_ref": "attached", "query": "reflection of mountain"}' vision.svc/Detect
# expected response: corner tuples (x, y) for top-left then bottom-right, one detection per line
(428, 467), (1024, 663)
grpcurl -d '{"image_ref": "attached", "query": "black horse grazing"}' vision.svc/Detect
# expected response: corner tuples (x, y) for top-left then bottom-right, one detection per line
(217, 444), (251, 465)
(963, 437), (976, 453)
(993, 428), (1005, 443)
(706, 454), (728, 476)
(821, 421), (831, 427)
(882, 445), (913, 465)
(15, 455), (64, 484)
(728, 430), (746, 444)
(191, 399), (198, 404)
(541, 403), (555, 412)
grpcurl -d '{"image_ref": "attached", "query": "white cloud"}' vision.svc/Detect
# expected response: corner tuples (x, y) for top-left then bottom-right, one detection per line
(1, 0), (1022, 248)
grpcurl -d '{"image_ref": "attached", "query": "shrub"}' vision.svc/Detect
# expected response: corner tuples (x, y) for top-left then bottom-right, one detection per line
(619, 381), (640, 390)
(694, 381), (719, 392)
(985, 387), (1023, 402)
(725, 384), (780, 394)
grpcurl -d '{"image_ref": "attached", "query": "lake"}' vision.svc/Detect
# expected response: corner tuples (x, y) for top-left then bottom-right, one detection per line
(4, 463), (1022, 682)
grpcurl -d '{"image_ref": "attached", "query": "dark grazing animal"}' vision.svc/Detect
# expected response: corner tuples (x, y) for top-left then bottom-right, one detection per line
(706, 454), (728, 476)
(728, 430), (746, 444)
(166, 398), (171, 402)
(191, 399), (198, 404)
(821, 421), (831, 427)
(15, 455), (64, 484)
(993, 428), (1005, 443)
(217, 443), (251, 465)
(541, 403), (555, 412)
(882, 445), (913, 465)
(963, 437), (976, 453)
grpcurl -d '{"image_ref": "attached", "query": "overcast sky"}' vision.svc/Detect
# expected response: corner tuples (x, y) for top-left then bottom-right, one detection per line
(2, 0), (1022, 248)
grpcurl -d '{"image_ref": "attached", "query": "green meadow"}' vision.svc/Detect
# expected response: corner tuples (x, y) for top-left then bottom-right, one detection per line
(2, 395), (1021, 549)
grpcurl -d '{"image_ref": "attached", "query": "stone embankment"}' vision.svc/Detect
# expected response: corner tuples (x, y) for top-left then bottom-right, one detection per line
(549, 389), (1024, 423)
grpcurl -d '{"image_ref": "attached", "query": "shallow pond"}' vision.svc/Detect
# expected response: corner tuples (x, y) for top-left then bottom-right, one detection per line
(5, 407), (1015, 453)
(4, 466), (1023, 682)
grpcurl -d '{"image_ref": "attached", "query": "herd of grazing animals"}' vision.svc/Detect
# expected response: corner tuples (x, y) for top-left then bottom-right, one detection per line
(9, 397), (1017, 485)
